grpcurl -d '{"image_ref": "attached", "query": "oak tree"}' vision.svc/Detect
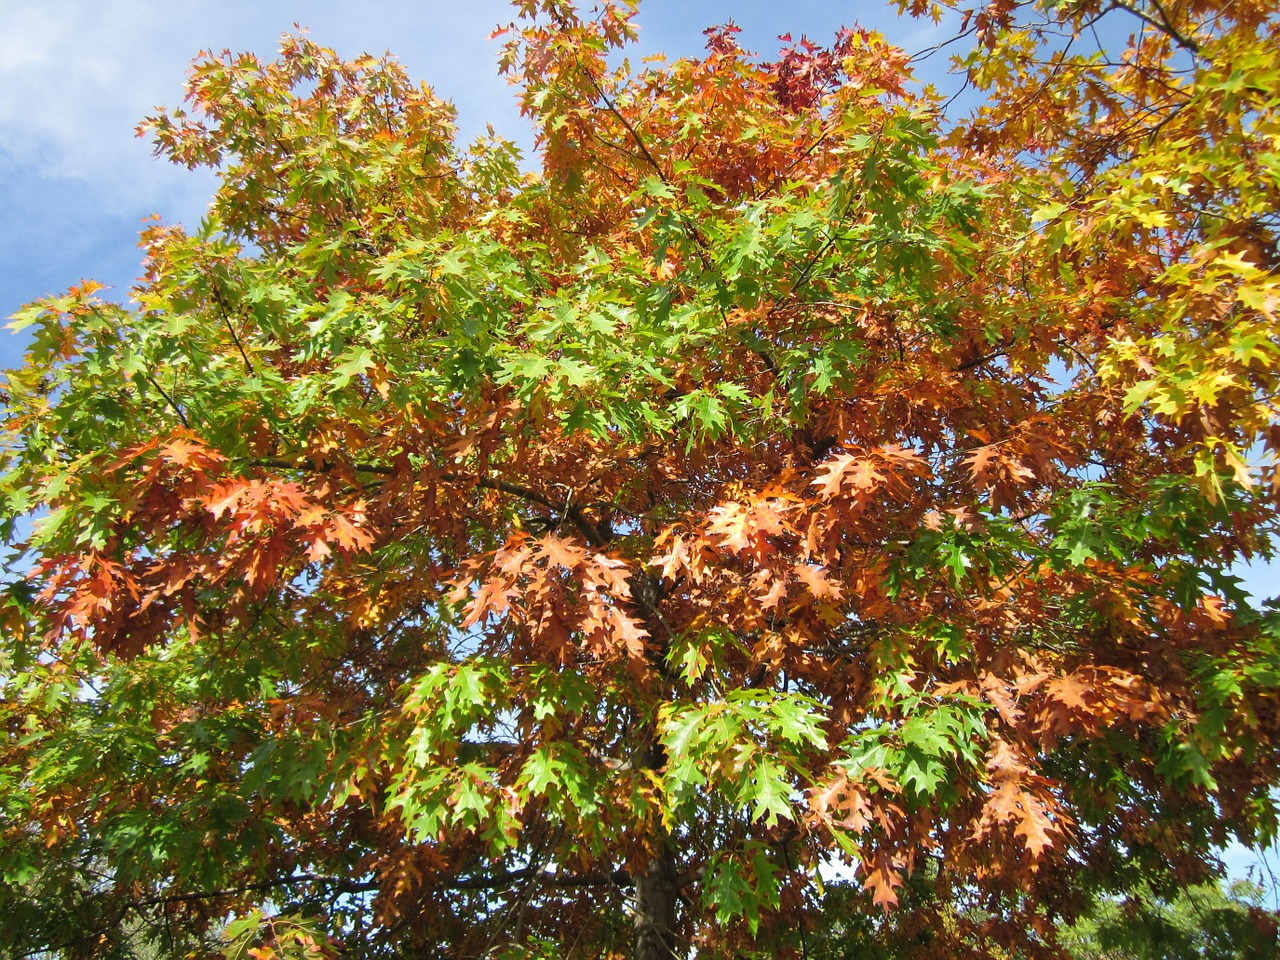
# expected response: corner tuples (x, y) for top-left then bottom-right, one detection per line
(2, 0), (1279, 957)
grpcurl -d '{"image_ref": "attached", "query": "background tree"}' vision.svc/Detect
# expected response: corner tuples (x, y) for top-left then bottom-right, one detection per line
(2, 0), (1278, 958)
(1060, 879), (1279, 960)
(805, 875), (1279, 959)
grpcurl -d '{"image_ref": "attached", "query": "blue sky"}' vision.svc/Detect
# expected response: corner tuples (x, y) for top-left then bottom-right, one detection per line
(1, 0), (1275, 887)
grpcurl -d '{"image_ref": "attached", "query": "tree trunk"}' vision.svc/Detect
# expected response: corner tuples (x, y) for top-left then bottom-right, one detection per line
(631, 570), (679, 960)
(634, 844), (678, 960)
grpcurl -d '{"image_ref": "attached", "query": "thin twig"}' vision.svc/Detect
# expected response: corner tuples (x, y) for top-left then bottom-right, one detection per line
(1108, 0), (1201, 57)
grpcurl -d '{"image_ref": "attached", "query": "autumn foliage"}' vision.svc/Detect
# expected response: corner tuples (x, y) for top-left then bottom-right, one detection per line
(2, 0), (1279, 957)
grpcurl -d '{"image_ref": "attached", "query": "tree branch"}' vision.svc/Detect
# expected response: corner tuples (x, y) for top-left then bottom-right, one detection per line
(209, 280), (255, 376)
(578, 69), (669, 186)
(145, 373), (191, 428)
(1108, 0), (1201, 57)
(246, 458), (611, 547)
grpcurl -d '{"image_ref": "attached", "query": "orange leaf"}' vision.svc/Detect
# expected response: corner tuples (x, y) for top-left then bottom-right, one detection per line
(462, 578), (515, 628)
(538, 533), (586, 571)
(606, 605), (649, 659)
(1014, 793), (1058, 860)
(811, 454), (859, 498)
(863, 856), (903, 911)
(794, 562), (843, 601)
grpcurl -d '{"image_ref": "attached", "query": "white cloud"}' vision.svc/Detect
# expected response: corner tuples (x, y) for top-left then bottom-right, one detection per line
(0, 0), (159, 179)
(0, 0), (520, 224)
(0, 0), (962, 228)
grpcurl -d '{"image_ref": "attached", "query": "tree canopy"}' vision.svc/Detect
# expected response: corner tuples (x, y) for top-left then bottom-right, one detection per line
(2, 0), (1279, 957)
(1059, 879), (1279, 960)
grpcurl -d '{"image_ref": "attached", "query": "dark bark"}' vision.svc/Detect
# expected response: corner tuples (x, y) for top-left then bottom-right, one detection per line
(634, 844), (679, 960)
(629, 560), (680, 960)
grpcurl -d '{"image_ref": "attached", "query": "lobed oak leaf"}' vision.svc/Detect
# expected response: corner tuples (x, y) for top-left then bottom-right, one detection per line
(985, 739), (1029, 780)
(1014, 793), (1059, 861)
(605, 605), (650, 659)
(863, 857), (903, 911)
(461, 577), (515, 629)
(810, 775), (845, 819)
(534, 605), (577, 664)
(981, 780), (1024, 830)
(239, 536), (292, 594)
(325, 512), (375, 554)
(1014, 667), (1052, 697)
(445, 560), (485, 607)
(980, 673), (1023, 725)
(707, 502), (753, 554)
(1198, 594), (1232, 627)
(966, 443), (1037, 507)
(751, 570), (789, 610)
(794, 562), (843, 600)
(204, 480), (252, 520)
(581, 552), (632, 597)
(965, 444), (1001, 486)
(650, 532), (691, 584)
(846, 458), (887, 492)
(303, 534), (332, 563)
(159, 436), (220, 467)
(1044, 673), (1092, 713)
(810, 771), (874, 835)
(538, 533), (586, 571)
(268, 481), (312, 517)
(495, 538), (534, 577)
(294, 504), (329, 528)
(811, 454), (859, 498)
